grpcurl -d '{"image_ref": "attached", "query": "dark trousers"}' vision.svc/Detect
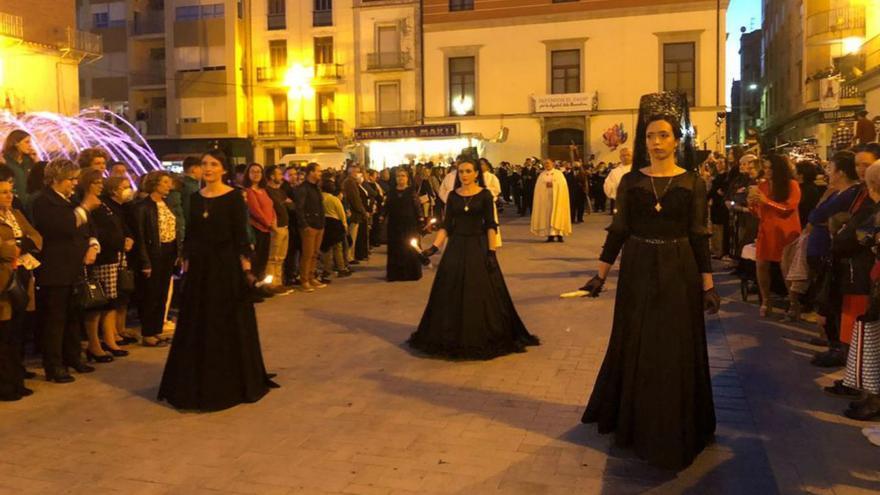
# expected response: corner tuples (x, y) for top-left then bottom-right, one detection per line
(252, 229), (270, 279)
(355, 220), (369, 260)
(138, 242), (176, 337)
(0, 319), (23, 397)
(573, 191), (586, 221)
(38, 285), (83, 372)
(284, 224), (302, 283)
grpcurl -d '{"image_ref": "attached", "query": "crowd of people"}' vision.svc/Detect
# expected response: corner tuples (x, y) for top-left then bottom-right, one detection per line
(696, 139), (880, 432)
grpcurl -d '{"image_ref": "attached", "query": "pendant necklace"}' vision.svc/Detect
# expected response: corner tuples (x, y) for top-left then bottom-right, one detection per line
(202, 197), (212, 218)
(649, 175), (673, 212)
(462, 193), (476, 212)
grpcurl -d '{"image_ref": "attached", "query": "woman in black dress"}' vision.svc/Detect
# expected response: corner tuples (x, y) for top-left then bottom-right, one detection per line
(386, 168), (424, 282)
(577, 92), (721, 470)
(409, 161), (538, 359)
(158, 150), (278, 411)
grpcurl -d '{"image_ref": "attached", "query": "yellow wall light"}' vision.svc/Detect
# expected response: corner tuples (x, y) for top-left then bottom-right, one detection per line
(842, 36), (864, 55)
(284, 64), (315, 98)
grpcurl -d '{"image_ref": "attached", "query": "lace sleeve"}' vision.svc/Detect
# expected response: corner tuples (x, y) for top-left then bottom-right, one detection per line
(689, 173), (712, 273)
(599, 173), (631, 264)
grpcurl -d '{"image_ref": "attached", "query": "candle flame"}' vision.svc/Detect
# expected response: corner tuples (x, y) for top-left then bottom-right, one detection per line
(410, 238), (420, 250)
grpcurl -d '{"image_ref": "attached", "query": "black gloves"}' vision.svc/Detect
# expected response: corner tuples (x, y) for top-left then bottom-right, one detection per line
(419, 245), (439, 266)
(486, 250), (499, 271)
(703, 287), (721, 314)
(579, 275), (605, 297)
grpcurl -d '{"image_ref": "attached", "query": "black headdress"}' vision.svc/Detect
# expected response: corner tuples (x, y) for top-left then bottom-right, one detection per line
(632, 91), (696, 171)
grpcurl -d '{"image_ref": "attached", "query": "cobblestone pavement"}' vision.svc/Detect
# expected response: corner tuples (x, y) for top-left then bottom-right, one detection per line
(1, 212), (878, 495)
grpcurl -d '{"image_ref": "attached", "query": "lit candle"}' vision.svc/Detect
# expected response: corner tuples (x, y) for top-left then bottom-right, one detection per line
(410, 238), (420, 250)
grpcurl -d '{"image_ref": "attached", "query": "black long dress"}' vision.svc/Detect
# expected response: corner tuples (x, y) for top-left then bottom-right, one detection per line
(158, 190), (276, 411)
(386, 186), (423, 282)
(582, 170), (715, 471)
(408, 189), (539, 359)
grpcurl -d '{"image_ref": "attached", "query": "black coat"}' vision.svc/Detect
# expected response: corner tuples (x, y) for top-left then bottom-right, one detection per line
(31, 188), (90, 287)
(132, 197), (178, 270)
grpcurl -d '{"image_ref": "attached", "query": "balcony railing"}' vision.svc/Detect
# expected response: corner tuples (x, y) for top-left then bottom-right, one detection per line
(130, 63), (166, 86)
(130, 10), (165, 35)
(806, 79), (863, 103)
(59, 28), (103, 57)
(806, 6), (865, 43)
(314, 63), (342, 80)
(313, 10), (332, 27)
(256, 66), (284, 82)
(267, 13), (286, 30)
(359, 110), (417, 127)
(0, 12), (23, 40)
(258, 120), (296, 137)
(366, 51), (411, 71)
(304, 119), (344, 135)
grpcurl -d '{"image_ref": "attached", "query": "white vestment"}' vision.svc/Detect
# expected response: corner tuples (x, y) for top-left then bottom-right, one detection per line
(530, 169), (572, 237)
(604, 164), (632, 200)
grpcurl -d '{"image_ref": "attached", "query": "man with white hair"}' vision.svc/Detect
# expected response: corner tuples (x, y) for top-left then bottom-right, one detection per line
(603, 147), (633, 214)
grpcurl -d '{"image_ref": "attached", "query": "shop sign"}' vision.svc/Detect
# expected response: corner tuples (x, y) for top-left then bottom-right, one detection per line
(354, 124), (459, 141)
(533, 93), (591, 113)
(820, 108), (865, 123)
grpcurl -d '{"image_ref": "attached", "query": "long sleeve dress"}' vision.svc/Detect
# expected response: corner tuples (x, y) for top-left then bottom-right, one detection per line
(752, 179), (801, 263)
(158, 190), (276, 411)
(408, 189), (539, 359)
(385, 186), (424, 282)
(582, 170), (716, 471)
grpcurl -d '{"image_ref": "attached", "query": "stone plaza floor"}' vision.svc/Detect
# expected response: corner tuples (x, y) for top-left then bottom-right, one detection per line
(0, 210), (878, 495)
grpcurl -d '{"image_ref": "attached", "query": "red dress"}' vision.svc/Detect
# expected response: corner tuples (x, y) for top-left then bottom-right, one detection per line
(752, 180), (801, 262)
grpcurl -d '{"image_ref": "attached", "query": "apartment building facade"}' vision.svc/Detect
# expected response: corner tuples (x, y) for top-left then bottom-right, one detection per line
(420, 0), (728, 165)
(0, 0), (99, 116)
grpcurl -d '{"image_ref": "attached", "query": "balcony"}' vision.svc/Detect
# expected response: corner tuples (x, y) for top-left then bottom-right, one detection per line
(805, 79), (863, 103)
(313, 10), (332, 27)
(366, 51), (411, 71)
(136, 109), (167, 136)
(806, 6), (865, 45)
(314, 63), (343, 81)
(256, 66), (283, 82)
(268, 13), (286, 30)
(304, 119), (344, 135)
(59, 28), (103, 61)
(130, 62), (166, 87)
(0, 12), (23, 40)
(130, 10), (165, 36)
(359, 110), (417, 127)
(258, 120), (297, 137)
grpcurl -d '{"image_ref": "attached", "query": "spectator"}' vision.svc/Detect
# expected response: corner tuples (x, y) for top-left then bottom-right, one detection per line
(855, 110), (877, 145)
(264, 165), (293, 293)
(708, 156), (731, 258)
(0, 166), (41, 400)
(132, 171), (178, 347)
(319, 179), (350, 281)
(295, 163), (326, 293)
(77, 147), (109, 174)
(2, 130), (37, 207)
(180, 156), (202, 224)
(243, 163), (276, 281)
(101, 176), (137, 349)
(795, 161), (821, 229)
(749, 154), (801, 317)
(342, 164), (368, 264)
(32, 158), (100, 383)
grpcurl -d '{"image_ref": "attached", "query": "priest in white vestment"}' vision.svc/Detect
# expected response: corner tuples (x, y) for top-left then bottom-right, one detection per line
(530, 159), (572, 242)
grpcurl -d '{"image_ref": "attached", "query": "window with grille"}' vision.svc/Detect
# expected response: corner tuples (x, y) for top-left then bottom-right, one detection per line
(93, 12), (109, 28)
(269, 40), (287, 69)
(448, 56), (475, 116)
(551, 49), (580, 94)
(268, 0), (285, 30)
(663, 42), (695, 106)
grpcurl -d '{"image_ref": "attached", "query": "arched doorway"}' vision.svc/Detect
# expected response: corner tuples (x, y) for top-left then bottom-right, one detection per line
(547, 128), (584, 161)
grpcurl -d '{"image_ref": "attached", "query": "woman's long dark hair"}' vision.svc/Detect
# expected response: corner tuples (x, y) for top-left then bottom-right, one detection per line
(2, 130), (30, 161)
(453, 160), (486, 189)
(242, 162), (266, 188)
(767, 154), (793, 202)
(200, 149), (233, 185)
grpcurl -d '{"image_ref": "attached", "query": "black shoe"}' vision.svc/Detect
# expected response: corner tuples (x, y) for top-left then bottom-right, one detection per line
(557, 236), (564, 243)
(824, 380), (862, 399)
(46, 369), (75, 383)
(546, 236), (554, 243)
(86, 351), (114, 363)
(23, 370), (36, 380)
(319, 277), (332, 284)
(844, 397), (880, 421)
(101, 343), (130, 357)
(16, 386), (33, 397)
(349, 260), (360, 265)
(337, 270), (353, 278)
(117, 336), (138, 346)
(0, 393), (22, 401)
(69, 362), (96, 373)
(811, 348), (847, 368)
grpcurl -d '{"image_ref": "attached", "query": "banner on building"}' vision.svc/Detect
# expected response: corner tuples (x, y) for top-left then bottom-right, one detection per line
(354, 124), (459, 141)
(819, 78), (841, 112)
(533, 93), (591, 113)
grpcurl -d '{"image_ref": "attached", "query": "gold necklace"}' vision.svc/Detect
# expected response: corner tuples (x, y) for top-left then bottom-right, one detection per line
(649, 176), (673, 212)
(462, 192), (477, 212)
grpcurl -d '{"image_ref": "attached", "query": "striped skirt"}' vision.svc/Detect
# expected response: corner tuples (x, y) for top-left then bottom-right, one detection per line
(844, 319), (880, 395)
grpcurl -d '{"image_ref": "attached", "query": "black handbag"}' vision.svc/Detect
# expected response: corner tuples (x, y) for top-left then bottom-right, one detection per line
(4, 266), (29, 313)
(74, 267), (109, 310)
(117, 253), (135, 294)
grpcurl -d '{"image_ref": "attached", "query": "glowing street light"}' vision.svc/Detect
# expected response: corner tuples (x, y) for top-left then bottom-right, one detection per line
(748, 83), (759, 91)
(842, 36), (864, 55)
(284, 64), (315, 98)
(452, 95), (474, 116)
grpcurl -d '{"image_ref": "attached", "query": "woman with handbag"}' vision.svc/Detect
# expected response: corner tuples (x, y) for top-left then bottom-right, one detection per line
(0, 168), (42, 400)
(82, 174), (136, 362)
(102, 176), (137, 349)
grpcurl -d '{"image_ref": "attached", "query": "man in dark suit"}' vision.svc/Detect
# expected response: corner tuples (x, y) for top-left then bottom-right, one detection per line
(342, 164), (368, 263)
(31, 158), (100, 383)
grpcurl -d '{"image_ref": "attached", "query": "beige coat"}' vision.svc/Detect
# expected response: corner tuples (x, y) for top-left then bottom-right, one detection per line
(0, 209), (43, 321)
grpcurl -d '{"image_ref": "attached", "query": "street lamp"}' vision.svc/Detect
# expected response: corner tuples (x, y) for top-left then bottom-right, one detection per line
(452, 95), (473, 116)
(842, 37), (864, 56)
(748, 83), (759, 91)
(283, 64), (315, 137)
